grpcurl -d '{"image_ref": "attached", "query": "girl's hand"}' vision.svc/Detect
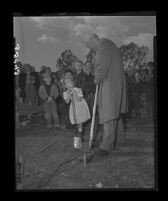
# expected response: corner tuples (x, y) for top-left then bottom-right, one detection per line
(67, 89), (73, 99)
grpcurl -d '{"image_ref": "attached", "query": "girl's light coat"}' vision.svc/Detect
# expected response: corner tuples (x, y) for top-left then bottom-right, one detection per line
(63, 87), (91, 124)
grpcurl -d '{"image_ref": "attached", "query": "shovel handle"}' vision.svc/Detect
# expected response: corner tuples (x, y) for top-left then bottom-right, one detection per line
(89, 85), (99, 149)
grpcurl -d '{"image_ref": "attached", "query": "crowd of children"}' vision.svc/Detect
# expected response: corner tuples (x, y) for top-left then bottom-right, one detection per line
(15, 61), (96, 131)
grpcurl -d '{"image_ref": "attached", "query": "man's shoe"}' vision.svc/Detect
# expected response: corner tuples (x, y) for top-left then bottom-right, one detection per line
(94, 148), (109, 157)
(85, 148), (109, 163)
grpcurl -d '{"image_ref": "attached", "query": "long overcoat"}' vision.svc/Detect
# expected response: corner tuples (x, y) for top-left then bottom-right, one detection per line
(94, 38), (127, 123)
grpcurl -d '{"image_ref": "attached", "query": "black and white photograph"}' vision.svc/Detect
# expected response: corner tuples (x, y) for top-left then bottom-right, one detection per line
(14, 13), (157, 190)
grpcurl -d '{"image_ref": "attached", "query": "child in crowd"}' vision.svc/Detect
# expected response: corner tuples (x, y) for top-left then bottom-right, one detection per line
(62, 74), (91, 142)
(39, 73), (60, 128)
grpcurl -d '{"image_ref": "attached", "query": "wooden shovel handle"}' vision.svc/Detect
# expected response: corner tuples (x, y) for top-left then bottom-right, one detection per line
(89, 85), (99, 149)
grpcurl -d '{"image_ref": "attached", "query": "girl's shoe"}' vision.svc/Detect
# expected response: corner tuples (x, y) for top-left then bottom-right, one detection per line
(54, 124), (60, 128)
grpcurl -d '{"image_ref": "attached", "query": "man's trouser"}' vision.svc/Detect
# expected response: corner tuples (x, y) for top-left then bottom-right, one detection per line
(43, 100), (60, 126)
(99, 115), (125, 152)
(116, 116), (125, 145)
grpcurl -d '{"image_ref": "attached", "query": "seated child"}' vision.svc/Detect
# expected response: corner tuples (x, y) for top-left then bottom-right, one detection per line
(39, 73), (60, 128)
(62, 74), (91, 142)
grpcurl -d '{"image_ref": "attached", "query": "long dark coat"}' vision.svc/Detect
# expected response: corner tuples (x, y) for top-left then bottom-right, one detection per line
(94, 38), (127, 123)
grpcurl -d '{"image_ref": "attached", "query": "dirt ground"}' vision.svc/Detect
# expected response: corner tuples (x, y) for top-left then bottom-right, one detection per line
(15, 115), (155, 190)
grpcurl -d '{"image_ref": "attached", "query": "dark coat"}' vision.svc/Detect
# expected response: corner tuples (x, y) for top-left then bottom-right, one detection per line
(94, 38), (127, 123)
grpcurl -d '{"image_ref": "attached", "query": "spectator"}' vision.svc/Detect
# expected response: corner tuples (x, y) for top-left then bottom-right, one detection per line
(125, 71), (134, 118)
(143, 68), (154, 117)
(52, 72), (65, 127)
(30, 70), (40, 105)
(39, 73), (60, 128)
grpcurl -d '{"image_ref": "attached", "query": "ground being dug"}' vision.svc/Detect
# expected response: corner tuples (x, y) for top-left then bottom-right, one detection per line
(16, 116), (155, 190)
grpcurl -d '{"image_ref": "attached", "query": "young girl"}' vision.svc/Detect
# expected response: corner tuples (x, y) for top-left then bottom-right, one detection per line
(63, 74), (91, 145)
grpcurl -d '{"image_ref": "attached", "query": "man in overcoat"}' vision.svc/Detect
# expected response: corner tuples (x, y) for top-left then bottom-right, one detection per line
(85, 34), (127, 160)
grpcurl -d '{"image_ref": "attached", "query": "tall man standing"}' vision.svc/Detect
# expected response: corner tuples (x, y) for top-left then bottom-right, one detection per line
(85, 34), (127, 161)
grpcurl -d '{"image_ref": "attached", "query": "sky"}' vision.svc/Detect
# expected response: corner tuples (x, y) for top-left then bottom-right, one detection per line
(14, 15), (156, 72)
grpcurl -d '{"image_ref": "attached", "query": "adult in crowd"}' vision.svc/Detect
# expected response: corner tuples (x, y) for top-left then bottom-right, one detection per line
(30, 70), (40, 103)
(85, 34), (127, 161)
(143, 67), (154, 117)
(129, 71), (144, 117)
(18, 65), (28, 103)
(39, 72), (60, 128)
